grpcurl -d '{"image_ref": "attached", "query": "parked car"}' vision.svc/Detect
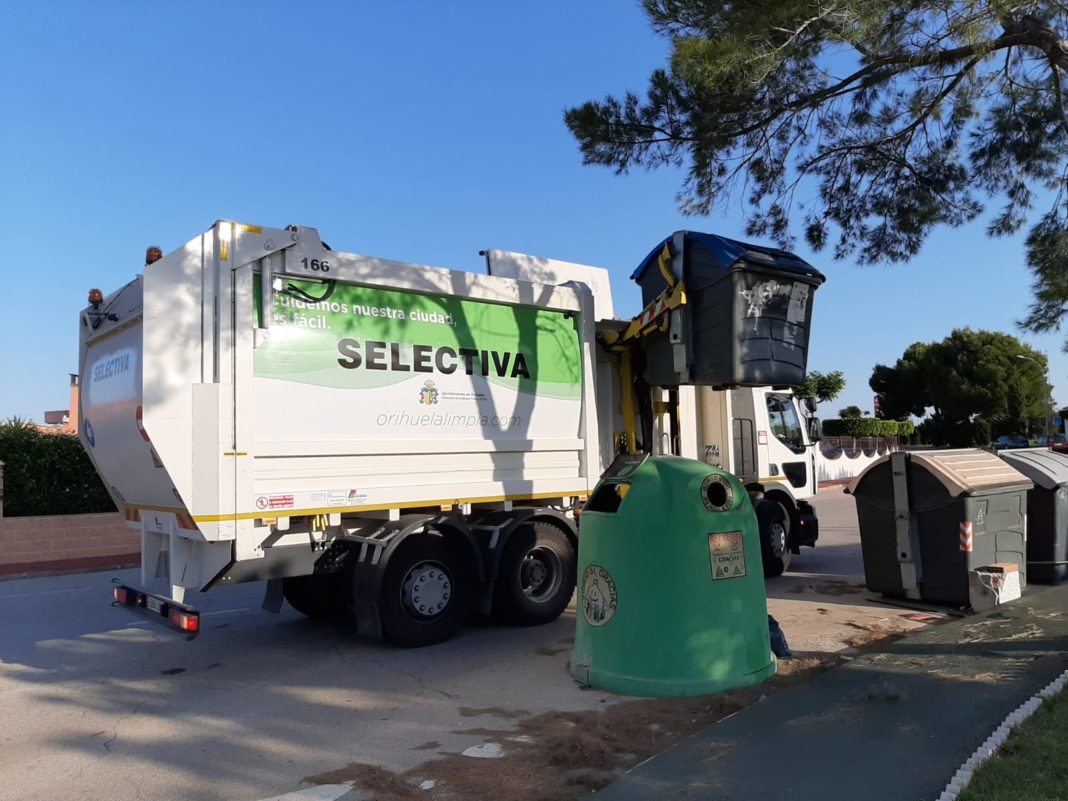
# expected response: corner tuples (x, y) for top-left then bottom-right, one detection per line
(993, 435), (1030, 450)
(1038, 434), (1067, 447)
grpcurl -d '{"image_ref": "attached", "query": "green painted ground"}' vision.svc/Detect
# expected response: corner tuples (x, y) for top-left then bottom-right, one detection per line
(960, 690), (1068, 801)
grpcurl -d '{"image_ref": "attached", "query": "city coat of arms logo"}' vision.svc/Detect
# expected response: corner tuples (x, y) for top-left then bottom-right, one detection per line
(419, 380), (440, 405)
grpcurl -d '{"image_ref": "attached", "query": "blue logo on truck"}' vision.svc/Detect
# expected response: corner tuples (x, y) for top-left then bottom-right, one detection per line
(84, 419), (95, 447)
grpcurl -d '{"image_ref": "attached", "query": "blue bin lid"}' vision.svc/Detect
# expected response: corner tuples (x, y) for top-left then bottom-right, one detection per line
(631, 231), (825, 284)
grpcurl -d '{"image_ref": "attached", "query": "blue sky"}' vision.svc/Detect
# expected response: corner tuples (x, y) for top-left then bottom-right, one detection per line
(2, 1), (1066, 422)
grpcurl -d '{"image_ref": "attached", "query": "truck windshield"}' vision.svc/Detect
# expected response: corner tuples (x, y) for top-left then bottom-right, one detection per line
(766, 395), (806, 453)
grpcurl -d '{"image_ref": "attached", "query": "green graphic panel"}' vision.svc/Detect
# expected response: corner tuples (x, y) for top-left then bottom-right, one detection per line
(253, 277), (583, 398)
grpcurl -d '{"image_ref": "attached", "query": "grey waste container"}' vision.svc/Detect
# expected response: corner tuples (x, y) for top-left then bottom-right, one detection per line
(999, 449), (1068, 584)
(847, 449), (1032, 605)
(630, 231), (825, 388)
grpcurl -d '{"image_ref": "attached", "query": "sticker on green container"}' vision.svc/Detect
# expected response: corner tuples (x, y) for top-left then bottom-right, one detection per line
(709, 531), (746, 580)
(581, 565), (617, 626)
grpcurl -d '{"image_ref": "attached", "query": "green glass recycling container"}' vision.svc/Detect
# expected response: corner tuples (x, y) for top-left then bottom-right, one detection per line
(572, 454), (775, 696)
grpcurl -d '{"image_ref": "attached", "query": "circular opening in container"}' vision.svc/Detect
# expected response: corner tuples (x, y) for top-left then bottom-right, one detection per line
(702, 475), (733, 512)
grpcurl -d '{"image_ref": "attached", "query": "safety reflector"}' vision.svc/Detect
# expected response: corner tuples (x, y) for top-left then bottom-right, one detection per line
(960, 521), (974, 553)
(113, 587), (130, 605)
(135, 406), (150, 442)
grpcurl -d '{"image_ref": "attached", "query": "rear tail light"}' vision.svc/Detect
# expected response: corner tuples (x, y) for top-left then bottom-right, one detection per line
(169, 609), (199, 633)
(113, 587), (130, 605)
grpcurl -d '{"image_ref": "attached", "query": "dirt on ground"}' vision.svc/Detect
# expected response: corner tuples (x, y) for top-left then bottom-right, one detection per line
(304, 655), (845, 801)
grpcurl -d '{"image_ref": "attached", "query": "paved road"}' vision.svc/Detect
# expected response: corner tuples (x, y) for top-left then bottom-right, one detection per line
(0, 489), (908, 801)
(0, 571), (612, 801)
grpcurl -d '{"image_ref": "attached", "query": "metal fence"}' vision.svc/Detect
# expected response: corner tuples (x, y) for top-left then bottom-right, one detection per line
(820, 436), (900, 457)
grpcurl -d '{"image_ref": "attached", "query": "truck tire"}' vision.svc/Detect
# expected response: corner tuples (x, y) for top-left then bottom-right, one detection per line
(756, 500), (792, 578)
(283, 574), (348, 619)
(493, 522), (576, 626)
(379, 533), (472, 648)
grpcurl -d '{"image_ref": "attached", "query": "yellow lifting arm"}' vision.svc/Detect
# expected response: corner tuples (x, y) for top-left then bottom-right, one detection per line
(601, 242), (687, 350)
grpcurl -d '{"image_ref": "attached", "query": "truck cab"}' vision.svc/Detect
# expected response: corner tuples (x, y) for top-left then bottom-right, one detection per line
(730, 388), (820, 576)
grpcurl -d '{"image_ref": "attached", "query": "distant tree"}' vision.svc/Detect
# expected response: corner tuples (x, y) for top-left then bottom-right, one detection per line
(565, 1), (1068, 345)
(870, 343), (931, 420)
(870, 329), (1051, 445)
(839, 405), (863, 419)
(799, 370), (846, 403)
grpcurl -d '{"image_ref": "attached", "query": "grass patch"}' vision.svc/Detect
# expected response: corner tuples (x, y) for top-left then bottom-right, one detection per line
(959, 690), (1068, 801)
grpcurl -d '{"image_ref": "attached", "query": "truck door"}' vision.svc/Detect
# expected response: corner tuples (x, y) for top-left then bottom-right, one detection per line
(764, 393), (812, 493)
(729, 389), (757, 481)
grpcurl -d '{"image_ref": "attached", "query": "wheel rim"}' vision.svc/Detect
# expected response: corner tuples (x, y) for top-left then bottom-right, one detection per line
(400, 560), (452, 619)
(768, 521), (787, 559)
(520, 546), (563, 603)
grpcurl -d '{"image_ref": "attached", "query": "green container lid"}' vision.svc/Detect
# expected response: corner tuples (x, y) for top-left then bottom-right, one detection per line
(572, 455), (775, 697)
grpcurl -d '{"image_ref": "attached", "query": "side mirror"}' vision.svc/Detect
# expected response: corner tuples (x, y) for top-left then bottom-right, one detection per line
(807, 416), (822, 443)
(803, 395), (818, 414)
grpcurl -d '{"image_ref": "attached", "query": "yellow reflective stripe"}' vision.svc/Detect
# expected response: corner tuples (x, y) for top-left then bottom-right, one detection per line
(191, 490), (587, 523)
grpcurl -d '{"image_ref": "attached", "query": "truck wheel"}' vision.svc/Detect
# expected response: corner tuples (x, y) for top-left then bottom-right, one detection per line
(379, 533), (471, 647)
(494, 522), (576, 626)
(756, 500), (792, 578)
(283, 574), (348, 619)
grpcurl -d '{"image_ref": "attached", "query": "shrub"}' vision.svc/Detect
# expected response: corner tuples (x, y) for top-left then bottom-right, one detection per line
(822, 418), (914, 437)
(0, 422), (115, 517)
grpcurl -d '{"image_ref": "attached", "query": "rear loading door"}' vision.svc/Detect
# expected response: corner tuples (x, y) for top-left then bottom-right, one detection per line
(80, 279), (181, 515)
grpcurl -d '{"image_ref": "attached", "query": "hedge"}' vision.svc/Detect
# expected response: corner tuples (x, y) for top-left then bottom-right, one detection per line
(0, 423), (115, 517)
(822, 418), (915, 437)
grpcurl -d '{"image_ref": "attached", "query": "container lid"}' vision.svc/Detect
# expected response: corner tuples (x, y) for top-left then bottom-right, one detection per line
(630, 230), (825, 283)
(998, 448), (1068, 490)
(847, 448), (1032, 497)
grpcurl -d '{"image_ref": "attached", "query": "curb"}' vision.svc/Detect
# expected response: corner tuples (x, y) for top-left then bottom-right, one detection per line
(0, 552), (140, 580)
(817, 479), (852, 489)
(935, 668), (1068, 800)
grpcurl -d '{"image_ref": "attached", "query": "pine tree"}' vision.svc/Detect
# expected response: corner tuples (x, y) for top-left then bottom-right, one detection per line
(565, 1), (1068, 339)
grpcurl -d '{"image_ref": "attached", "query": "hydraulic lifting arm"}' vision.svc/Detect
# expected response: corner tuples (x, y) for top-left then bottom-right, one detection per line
(600, 243), (688, 457)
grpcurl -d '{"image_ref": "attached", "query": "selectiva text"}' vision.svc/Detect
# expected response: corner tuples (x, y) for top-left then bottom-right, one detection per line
(337, 339), (531, 378)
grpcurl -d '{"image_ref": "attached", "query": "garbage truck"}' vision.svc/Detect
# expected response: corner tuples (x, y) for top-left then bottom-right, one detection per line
(80, 222), (823, 645)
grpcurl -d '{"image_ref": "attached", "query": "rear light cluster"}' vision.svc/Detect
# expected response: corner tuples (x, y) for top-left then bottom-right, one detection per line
(169, 609), (199, 633)
(111, 583), (200, 638)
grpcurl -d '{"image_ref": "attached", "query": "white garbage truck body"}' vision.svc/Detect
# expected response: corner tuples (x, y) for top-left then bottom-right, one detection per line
(80, 222), (599, 644)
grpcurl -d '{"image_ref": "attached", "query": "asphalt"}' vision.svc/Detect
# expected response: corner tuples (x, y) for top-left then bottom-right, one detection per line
(596, 583), (1068, 801)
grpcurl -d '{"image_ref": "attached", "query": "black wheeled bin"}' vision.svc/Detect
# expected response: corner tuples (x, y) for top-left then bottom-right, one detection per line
(999, 449), (1068, 584)
(630, 231), (825, 388)
(847, 449), (1032, 605)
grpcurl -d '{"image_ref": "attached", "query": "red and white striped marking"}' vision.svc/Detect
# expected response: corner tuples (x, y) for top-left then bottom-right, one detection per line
(638, 296), (668, 328)
(135, 405), (150, 442)
(959, 522), (974, 553)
